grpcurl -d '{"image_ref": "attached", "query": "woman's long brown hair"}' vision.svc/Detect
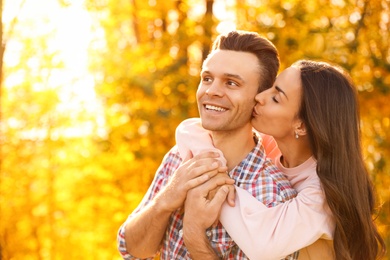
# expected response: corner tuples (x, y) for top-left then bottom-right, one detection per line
(294, 60), (386, 259)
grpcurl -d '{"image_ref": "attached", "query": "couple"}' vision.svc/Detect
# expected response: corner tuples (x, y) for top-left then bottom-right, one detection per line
(117, 30), (386, 259)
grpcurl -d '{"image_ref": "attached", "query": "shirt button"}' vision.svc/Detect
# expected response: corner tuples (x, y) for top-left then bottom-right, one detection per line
(179, 229), (183, 236)
(206, 230), (212, 237)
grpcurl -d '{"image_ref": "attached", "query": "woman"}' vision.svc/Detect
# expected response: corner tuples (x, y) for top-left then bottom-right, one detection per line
(177, 60), (386, 259)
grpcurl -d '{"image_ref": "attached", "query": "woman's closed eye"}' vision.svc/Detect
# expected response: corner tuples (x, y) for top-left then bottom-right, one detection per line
(272, 96), (279, 103)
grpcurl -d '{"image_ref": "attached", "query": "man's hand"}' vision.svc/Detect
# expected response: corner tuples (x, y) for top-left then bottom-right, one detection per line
(157, 151), (228, 213)
(184, 173), (235, 229)
(207, 182), (236, 208)
(182, 174), (235, 259)
(124, 151), (228, 258)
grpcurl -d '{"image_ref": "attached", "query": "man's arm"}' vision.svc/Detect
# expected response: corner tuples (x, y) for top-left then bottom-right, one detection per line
(121, 151), (228, 258)
(183, 224), (220, 260)
(122, 192), (176, 258)
(183, 175), (234, 259)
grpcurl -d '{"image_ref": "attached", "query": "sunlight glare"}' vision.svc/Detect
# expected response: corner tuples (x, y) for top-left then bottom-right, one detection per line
(3, 0), (106, 139)
(214, 0), (237, 34)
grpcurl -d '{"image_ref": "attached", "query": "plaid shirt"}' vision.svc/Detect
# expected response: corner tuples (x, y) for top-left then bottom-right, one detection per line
(118, 134), (298, 259)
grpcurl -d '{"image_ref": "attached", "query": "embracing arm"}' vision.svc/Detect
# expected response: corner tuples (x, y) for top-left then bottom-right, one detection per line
(176, 118), (281, 165)
(183, 176), (234, 260)
(176, 118), (226, 166)
(117, 151), (225, 259)
(258, 132), (281, 163)
(220, 180), (334, 260)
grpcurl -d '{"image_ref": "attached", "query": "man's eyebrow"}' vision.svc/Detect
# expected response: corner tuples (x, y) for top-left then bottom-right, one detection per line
(224, 73), (245, 82)
(200, 71), (245, 82)
(200, 69), (209, 74)
(275, 85), (288, 100)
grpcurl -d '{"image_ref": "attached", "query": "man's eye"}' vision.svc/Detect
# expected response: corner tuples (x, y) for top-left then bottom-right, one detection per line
(203, 77), (212, 82)
(227, 80), (238, 86)
(272, 96), (279, 103)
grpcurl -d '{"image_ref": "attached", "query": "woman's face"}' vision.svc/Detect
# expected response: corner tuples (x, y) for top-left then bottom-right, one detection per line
(252, 66), (303, 140)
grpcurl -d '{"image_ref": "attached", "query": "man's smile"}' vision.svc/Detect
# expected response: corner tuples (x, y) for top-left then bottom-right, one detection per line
(204, 104), (227, 112)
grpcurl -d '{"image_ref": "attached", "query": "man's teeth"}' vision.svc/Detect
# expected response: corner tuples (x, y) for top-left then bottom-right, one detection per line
(205, 105), (227, 112)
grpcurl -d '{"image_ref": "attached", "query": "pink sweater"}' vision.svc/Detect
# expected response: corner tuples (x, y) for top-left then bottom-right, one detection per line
(176, 118), (335, 259)
(220, 157), (334, 259)
(175, 118), (281, 165)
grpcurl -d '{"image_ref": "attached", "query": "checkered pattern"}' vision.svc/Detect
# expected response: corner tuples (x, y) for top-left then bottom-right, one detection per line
(283, 250), (300, 260)
(118, 134), (298, 259)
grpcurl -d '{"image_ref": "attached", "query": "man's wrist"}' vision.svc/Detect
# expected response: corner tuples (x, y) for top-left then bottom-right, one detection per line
(152, 192), (177, 215)
(183, 225), (219, 260)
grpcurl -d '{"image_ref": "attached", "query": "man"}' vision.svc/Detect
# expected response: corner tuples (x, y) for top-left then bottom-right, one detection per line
(117, 30), (297, 259)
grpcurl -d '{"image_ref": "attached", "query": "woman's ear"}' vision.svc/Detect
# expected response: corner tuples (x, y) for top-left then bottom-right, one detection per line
(294, 121), (307, 137)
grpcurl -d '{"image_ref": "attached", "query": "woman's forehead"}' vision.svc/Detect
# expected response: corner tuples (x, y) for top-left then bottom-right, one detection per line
(275, 67), (302, 103)
(277, 67), (301, 87)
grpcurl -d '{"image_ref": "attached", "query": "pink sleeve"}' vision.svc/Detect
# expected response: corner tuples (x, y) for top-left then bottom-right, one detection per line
(175, 118), (226, 166)
(220, 180), (334, 259)
(257, 131), (281, 163)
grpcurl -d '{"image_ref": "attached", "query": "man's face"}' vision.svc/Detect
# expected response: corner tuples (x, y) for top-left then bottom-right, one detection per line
(197, 50), (260, 132)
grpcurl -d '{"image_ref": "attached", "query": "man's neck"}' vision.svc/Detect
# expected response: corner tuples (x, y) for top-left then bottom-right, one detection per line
(211, 127), (256, 172)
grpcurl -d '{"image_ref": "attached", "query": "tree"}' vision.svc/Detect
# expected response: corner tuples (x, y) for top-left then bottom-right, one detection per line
(1, 0), (389, 258)
(86, 0), (390, 257)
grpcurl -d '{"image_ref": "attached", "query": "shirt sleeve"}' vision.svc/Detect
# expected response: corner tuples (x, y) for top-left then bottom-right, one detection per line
(117, 148), (181, 260)
(257, 131), (281, 163)
(220, 177), (334, 260)
(175, 118), (226, 166)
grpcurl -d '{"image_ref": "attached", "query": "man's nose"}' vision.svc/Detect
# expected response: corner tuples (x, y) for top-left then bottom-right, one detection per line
(205, 81), (223, 96)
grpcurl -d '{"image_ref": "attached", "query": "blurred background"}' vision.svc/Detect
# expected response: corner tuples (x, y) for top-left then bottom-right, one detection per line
(0, 0), (389, 259)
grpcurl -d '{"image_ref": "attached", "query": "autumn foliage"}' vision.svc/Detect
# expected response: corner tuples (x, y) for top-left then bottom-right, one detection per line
(0, 0), (389, 259)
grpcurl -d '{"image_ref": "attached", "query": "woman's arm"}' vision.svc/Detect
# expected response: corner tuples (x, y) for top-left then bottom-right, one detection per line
(176, 118), (334, 259)
(175, 118), (226, 165)
(220, 180), (334, 260)
(176, 118), (281, 165)
(257, 132), (281, 163)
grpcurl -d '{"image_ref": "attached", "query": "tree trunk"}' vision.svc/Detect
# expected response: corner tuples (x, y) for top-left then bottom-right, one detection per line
(202, 0), (214, 61)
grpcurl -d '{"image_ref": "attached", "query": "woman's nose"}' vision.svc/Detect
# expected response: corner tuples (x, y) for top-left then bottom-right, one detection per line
(254, 92), (265, 105)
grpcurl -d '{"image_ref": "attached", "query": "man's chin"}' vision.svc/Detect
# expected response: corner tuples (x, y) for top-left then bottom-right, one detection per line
(200, 120), (221, 131)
